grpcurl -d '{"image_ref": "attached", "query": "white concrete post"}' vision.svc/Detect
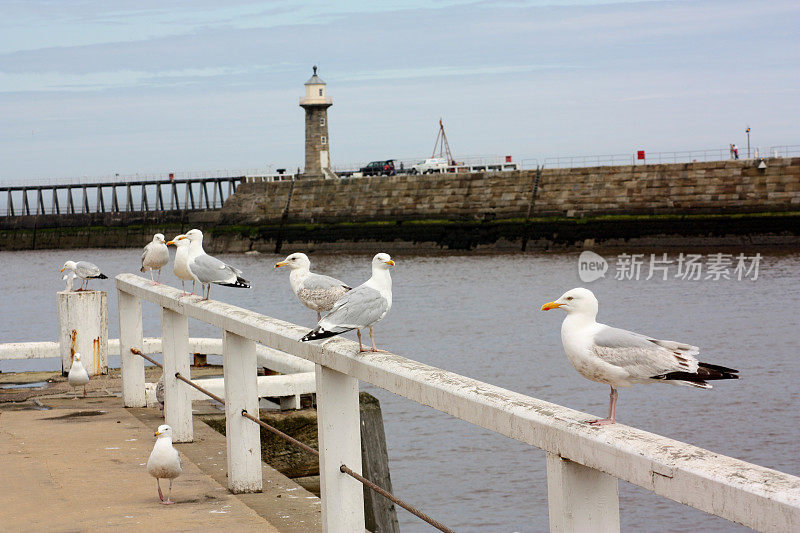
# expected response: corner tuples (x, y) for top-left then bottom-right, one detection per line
(222, 329), (262, 493)
(118, 290), (145, 407)
(279, 395), (301, 410)
(57, 290), (108, 376)
(161, 307), (192, 443)
(546, 452), (620, 533)
(315, 363), (365, 532)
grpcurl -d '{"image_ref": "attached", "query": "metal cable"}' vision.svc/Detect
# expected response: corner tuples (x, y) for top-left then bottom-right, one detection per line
(340, 464), (455, 533)
(130, 347), (163, 368)
(129, 347), (453, 532)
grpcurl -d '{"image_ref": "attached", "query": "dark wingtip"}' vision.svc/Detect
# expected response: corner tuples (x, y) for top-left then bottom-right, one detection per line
(98, 273), (108, 279)
(301, 328), (339, 342)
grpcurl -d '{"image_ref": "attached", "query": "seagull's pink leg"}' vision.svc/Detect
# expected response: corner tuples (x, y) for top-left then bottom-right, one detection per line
(317, 311), (321, 322)
(157, 479), (164, 502)
(149, 270), (156, 285)
(368, 327), (388, 353)
(357, 330), (365, 352)
(156, 269), (162, 285)
(588, 386), (618, 425)
(162, 479), (175, 505)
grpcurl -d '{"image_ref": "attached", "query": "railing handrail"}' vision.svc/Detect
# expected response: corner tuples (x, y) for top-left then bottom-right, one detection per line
(115, 273), (800, 532)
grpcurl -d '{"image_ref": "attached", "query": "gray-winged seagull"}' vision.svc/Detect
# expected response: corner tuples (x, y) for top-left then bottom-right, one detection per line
(60, 260), (108, 291)
(541, 287), (738, 425)
(181, 229), (250, 300)
(141, 233), (170, 284)
(302, 253), (394, 352)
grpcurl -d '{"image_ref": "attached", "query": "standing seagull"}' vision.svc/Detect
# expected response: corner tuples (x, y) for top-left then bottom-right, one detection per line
(67, 353), (90, 398)
(275, 252), (352, 321)
(141, 233), (170, 284)
(166, 234), (195, 296)
(541, 287), (738, 425)
(60, 261), (108, 291)
(147, 424), (182, 505)
(181, 229), (250, 300)
(302, 253), (394, 352)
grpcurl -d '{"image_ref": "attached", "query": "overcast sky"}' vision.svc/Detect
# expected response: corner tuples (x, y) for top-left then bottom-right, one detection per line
(1, 0), (798, 181)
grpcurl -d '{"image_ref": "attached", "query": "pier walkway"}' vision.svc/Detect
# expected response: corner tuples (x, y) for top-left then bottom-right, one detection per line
(0, 394), (321, 532)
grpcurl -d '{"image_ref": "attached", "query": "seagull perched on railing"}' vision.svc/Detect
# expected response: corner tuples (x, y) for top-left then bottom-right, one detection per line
(140, 233), (169, 284)
(180, 229), (250, 300)
(166, 234), (195, 296)
(541, 287), (738, 425)
(60, 260), (107, 291)
(275, 252), (352, 321)
(302, 253), (394, 352)
(147, 424), (182, 505)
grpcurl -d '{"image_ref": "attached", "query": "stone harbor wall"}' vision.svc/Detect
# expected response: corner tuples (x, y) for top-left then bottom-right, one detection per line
(220, 158), (800, 224)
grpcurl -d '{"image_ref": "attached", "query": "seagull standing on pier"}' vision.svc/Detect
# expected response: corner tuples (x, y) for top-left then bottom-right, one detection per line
(275, 252), (352, 321)
(140, 233), (170, 284)
(60, 261), (108, 291)
(541, 288), (739, 425)
(67, 353), (89, 398)
(167, 234), (195, 296)
(147, 424), (182, 505)
(302, 253), (394, 352)
(182, 229), (250, 300)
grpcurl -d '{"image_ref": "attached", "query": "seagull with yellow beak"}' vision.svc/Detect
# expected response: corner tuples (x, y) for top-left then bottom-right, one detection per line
(541, 287), (738, 425)
(302, 253), (394, 352)
(147, 424), (182, 505)
(275, 252), (352, 321)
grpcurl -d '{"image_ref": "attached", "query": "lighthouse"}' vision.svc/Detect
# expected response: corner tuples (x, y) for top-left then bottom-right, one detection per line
(299, 66), (334, 179)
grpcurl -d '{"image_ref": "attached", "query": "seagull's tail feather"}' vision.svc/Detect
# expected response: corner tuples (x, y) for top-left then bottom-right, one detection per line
(215, 276), (250, 288)
(96, 273), (108, 279)
(652, 362), (739, 386)
(301, 326), (351, 342)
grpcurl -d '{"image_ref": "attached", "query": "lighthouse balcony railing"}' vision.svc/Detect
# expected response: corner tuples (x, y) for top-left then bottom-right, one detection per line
(115, 273), (800, 532)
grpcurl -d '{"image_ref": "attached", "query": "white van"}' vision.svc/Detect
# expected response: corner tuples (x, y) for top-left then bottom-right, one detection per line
(410, 158), (450, 174)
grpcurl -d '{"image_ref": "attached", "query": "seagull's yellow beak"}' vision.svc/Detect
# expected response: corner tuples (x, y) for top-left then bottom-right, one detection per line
(177, 236), (187, 240)
(541, 301), (562, 311)
(275, 261), (288, 268)
(60, 267), (66, 272)
(166, 241), (174, 246)
(154, 431), (162, 436)
(385, 260), (395, 266)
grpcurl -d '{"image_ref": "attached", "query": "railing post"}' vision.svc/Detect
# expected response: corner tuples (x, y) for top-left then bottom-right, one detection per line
(546, 452), (620, 533)
(316, 364), (365, 532)
(222, 330), (262, 493)
(118, 290), (145, 407)
(161, 307), (192, 442)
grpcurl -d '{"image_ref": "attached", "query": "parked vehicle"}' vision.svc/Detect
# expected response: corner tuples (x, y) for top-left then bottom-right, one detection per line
(410, 158), (450, 174)
(359, 160), (396, 176)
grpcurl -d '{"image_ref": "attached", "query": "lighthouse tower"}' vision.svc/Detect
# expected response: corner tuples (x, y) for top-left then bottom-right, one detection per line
(299, 66), (334, 180)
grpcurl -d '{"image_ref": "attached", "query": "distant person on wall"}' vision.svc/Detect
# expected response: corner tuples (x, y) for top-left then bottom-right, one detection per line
(730, 144), (735, 159)
(732, 144), (739, 159)
(383, 162), (390, 176)
(399, 162), (404, 174)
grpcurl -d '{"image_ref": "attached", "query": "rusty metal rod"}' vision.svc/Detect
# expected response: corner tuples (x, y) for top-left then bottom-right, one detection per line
(174, 372), (225, 404)
(240, 409), (319, 457)
(130, 347), (163, 368)
(340, 464), (455, 533)
(131, 347), (452, 532)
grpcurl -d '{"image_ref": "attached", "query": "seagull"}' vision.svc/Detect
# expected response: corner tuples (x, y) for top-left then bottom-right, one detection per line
(60, 261), (108, 291)
(147, 424), (182, 505)
(541, 287), (739, 425)
(180, 229), (250, 300)
(166, 234), (195, 296)
(302, 253), (394, 352)
(141, 233), (170, 284)
(67, 353), (90, 398)
(275, 252), (352, 321)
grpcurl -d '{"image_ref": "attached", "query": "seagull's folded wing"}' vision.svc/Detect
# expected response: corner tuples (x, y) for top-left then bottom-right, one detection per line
(592, 326), (700, 378)
(190, 254), (239, 284)
(319, 285), (388, 330)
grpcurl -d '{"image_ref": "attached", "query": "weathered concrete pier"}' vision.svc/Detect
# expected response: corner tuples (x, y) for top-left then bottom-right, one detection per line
(4, 274), (798, 531)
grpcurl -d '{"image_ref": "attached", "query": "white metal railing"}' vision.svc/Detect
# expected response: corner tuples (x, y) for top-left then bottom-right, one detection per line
(115, 273), (800, 532)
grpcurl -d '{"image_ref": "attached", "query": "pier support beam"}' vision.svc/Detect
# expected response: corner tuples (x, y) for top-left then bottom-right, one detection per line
(118, 291), (145, 407)
(57, 290), (108, 376)
(162, 307), (193, 443)
(546, 452), (620, 533)
(316, 364), (365, 532)
(223, 330), (262, 493)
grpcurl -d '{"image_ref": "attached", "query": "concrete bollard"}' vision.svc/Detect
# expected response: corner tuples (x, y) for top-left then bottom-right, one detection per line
(57, 290), (109, 376)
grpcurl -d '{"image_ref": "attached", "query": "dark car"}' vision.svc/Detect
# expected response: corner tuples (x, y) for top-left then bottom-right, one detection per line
(359, 159), (396, 176)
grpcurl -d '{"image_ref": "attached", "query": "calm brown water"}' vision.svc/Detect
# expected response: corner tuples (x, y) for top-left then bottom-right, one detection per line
(1, 247), (798, 532)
